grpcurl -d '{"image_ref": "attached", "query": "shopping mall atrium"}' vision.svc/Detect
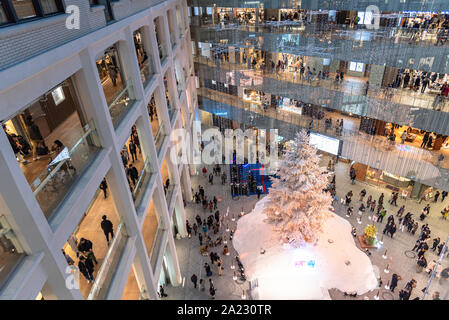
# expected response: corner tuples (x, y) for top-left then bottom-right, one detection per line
(1, 0), (449, 301)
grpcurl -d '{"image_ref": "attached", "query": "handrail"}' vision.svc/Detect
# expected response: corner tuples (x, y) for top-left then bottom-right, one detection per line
(132, 157), (151, 199)
(87, 223), (124, 300)
(108, 82), (132, 109)
(33, 126), (95, 196)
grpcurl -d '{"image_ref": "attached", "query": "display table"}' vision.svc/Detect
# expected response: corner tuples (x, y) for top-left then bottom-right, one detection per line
(357, 235), (377, 249)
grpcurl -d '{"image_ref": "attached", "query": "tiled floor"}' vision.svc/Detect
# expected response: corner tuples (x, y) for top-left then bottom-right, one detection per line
(162, 152), (449, 300)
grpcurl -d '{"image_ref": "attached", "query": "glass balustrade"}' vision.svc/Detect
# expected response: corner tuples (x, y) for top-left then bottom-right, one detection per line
(0, 215), (25, 289)
(154, 123), (166, 155)
(87, 223), (128, 300)
(195, 57), (449, 120)
(140, 59), (155, 88)
(165, 184), (175, 209)
(132, 157), (153, 210)
(149, 227), (164, 272)
(191, 20), (449, 47)
(198, 90), (449, 174)
(108, 81), (135, 127)
(32, 122), (101, 220)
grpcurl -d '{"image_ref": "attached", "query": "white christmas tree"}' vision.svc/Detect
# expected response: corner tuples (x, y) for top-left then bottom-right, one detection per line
(263, 130), (333, 247)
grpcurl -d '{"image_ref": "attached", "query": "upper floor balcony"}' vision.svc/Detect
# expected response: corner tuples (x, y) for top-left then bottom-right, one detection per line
(190, 25), (449, 74)
(188, 0), (449, 12)
(195, 58), (449, 136)
(197, 89), (449, 192)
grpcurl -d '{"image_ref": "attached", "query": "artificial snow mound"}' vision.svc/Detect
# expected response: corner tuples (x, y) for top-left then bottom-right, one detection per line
(233, 197), (378, 300)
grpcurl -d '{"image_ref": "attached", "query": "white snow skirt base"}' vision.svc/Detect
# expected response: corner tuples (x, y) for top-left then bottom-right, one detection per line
(233, 197), (378, 300)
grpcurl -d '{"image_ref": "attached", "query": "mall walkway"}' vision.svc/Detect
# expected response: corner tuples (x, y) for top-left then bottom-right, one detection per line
(198, 87), (449, 172)
(166, 153), (449, 300)
(196, 57), (446, 111)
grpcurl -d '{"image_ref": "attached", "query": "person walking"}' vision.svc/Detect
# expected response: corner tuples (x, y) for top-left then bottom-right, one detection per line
(127, 164), (139, 187)
(199, 233), (203, 246)
(199, 279), (205, 292)
(78, 256), (95, 283)
(192, 223), (198, 236)
(432, 237), (441, 251)
(434, 190), (440, 202)
(204, 263), (212, 277)
(213, 196), (218, 209)
(217, 258), (223, 276)
(349, 167), (356, 184)
(442, 190), (448, 202)
(397, 205), (405, 217)
(390, 273), (401, 293)
(129, 139), (138, 162)
(77, 238), (98, 265)
(191, 274), (198, 288)
(186, 220), (192, 238)
(421, 131), (430, 148)
(100, 215), (114, 244)
(159, 285), (168, 298)
(99, 178), (108, 199)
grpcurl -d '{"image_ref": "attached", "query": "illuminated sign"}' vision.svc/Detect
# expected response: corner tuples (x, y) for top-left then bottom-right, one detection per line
(294, 260), (316, 268)
(309, 133), (340, 155)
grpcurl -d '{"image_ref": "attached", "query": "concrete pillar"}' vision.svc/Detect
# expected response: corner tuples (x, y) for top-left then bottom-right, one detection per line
(0, 129), (83, 300)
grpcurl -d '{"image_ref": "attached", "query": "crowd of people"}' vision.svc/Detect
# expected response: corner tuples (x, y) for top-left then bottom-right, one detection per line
(339, 165), (448, 300)
(62, 214), (115, 285)
(121, 125), (142, 192)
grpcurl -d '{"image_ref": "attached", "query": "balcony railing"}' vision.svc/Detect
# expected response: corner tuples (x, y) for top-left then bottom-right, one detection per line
(108, 81), (135, 128)
(32, 122), (101, 220)
(158, 43), (168, 62)
(165, 184), (175, 209)
(154, 123), (166, 155)
(195, 56), (449, 113)
(132, 157), (152, 210)
(87, 223), (127, 300)
(192, 20), (449, 47)
(198, 91), (449, 190)
(149, 228), (164, 272)
(140, 60), (154, 88)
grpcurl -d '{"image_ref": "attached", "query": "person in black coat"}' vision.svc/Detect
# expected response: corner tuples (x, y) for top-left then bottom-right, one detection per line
(99, 178), (108, 199)
(77, 238), (98, 264)
(100, 215), (114, 244)
(191, 274), (198, 288)
(25, 115), (45, 160)
(390, 273), (401, 292)
(78, 256), (95, 283)
(129, 140), (137, 162)
(204, 263), (212, 276)
(127, 164), (139, 186)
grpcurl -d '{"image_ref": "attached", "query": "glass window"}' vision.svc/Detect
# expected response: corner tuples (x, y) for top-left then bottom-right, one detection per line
(0, 3), (9, 24)
(349, 62), (364, 72)
(40, 0), (59, 15)
(12, 0), (36, 20)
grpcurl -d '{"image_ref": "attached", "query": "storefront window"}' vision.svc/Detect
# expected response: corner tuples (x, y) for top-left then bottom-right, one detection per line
(40, 0), (59, 15)
(12, 0), (36, 20)
(0, 3), (9, 24)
